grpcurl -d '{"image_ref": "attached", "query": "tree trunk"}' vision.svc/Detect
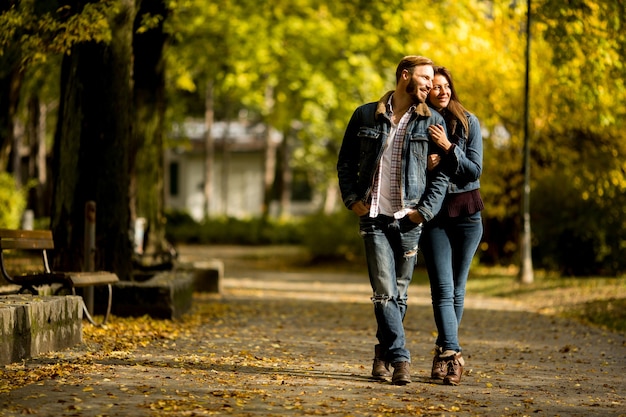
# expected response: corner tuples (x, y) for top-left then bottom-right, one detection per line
(131, 0), (169, 258)
(0, 63), (23, 173)
(26, 96), (49, 217)
(279, 129), (292, 218)
(262, 84), (276, 218)
(50, 0), (135, 279)
(204, 80), (214, 218)
(0, 1), (21, 171)
(323, 183), (338, 215)
(220, 122), (231, 216)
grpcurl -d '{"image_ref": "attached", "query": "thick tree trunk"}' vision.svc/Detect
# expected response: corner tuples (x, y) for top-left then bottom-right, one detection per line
(131, 0), (169, 256)
(50, 0), (135, 279)
(0, 1), (20, 171)
(0, 64), (23, 172)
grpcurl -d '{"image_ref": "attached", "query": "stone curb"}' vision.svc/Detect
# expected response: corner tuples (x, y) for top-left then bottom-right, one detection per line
(110, 271), (195, 320)
(0, 294), (83, 365)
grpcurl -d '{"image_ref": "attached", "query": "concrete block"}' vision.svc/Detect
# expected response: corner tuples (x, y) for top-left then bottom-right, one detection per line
(111, 271), (194, 320)
(191, 260), (223, 293)
(0, 295), (83, 365)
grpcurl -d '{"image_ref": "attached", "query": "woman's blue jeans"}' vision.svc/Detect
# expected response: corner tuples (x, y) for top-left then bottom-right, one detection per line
(420, 211), (483, 353)
(360, 215), (423, 363)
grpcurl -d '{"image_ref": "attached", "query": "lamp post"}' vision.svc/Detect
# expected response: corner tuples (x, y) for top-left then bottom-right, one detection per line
(519, 0), (534, 284)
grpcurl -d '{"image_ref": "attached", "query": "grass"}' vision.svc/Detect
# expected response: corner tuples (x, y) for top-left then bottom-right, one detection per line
(10, 243), (616, 334)
(284, 252), (626, 334)
(227, 245), (626, 334)
(465, 265), (626, 333)
(5, 243), (623, 333)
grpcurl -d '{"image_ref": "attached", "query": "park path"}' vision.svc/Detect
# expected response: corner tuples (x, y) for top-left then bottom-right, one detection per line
(0, 245), (624, 416)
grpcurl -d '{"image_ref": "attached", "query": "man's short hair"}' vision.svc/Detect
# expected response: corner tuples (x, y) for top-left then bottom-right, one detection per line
(396, 55), (434, 83)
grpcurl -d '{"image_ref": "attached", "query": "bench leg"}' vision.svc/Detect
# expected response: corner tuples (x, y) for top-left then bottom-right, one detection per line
(73, 284), (113, 327)
(19, 285), (39, 295)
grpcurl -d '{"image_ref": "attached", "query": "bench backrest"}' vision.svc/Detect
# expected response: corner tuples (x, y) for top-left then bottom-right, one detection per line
(0, 229), (55, 250)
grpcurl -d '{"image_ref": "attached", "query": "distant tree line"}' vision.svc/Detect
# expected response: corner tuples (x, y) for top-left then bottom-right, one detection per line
(1, 0), (625, 276)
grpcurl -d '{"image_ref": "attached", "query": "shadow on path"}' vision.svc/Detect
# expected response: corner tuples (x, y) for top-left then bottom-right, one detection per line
(0, 245), (624, 417)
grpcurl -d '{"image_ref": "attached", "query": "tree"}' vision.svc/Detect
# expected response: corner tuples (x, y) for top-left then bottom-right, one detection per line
(50, 0), (135, 279)
(0, 0), (113, 168)
(164, 0), (258, 218)
(0, 1), (28, 173)
(131, 0), (169, 256)
(526, 0), (626, 274)
(4, 0), (625, 275)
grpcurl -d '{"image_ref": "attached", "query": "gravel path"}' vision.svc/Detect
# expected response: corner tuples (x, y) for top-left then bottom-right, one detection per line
(0, 245), (624, 416)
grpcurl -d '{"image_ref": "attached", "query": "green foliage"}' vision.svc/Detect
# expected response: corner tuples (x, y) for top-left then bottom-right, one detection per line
(165, 211), (303, 246)
(563, 298), (626, 332)
(164, 209), (364, 262)
(0, 172), (27, 229)
(531, 129), (626, 276)
(5, 0), (626, 275)
(536, 0), (626, 128)
(0, 1), (113, 65)
(299, 209), (364, 262)
(467, 268), (626, 333)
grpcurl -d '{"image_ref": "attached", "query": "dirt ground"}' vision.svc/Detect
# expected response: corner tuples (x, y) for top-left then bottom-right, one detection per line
(0, 245), (624, 417)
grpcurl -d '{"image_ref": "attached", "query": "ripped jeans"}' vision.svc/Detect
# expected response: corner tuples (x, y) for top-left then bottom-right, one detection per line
(360, 214), (423, 364)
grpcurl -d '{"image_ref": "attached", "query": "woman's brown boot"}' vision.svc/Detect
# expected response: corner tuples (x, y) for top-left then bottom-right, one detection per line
(431, 346), (447, 380)
(443, 352), (464, 386)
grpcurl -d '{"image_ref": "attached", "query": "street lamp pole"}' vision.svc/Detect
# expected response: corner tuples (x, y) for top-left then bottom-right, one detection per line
(519, 0), (534, 284)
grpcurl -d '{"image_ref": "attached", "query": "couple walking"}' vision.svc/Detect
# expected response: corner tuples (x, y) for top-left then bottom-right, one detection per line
(337, 55), (484, 385)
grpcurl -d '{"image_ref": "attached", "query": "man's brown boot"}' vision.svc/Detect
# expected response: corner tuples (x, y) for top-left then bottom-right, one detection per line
(431, 346), (448, 380)
(391, 361), (411, 385)
(371, 344), (391, 380)
(443, 352), (464, 386)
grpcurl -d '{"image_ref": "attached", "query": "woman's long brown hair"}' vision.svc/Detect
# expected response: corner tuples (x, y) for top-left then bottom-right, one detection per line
(432, 66), (469, 138)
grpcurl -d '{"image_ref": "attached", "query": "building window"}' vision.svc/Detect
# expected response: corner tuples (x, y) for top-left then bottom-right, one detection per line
(169, 162), (179, 196)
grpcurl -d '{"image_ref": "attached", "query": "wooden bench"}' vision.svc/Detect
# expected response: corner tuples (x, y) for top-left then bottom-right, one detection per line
(0, 229), (119, 326)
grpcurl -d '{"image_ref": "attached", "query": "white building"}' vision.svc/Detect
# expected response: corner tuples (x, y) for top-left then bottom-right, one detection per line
(164, 120), (283, 221)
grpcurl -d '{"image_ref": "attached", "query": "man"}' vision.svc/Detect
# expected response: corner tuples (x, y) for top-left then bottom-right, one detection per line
(337, 55), (449, 385)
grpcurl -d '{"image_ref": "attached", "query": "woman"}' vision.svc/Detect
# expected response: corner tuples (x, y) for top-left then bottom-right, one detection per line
(422, 66), (484, 386)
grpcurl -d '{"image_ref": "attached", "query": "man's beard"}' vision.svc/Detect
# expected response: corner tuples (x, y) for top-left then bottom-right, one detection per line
(405, 78), (426, 104)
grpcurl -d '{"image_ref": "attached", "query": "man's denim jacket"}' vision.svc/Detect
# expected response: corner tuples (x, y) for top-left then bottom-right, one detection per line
(337, 91), (450, 223)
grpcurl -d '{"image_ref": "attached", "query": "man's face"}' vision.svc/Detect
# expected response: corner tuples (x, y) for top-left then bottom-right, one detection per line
(405, 65), (434, 103)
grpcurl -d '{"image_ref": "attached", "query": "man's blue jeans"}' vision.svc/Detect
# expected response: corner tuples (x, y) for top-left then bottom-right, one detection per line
(420, 211), (483, 352)
(360, 215), (423, 363)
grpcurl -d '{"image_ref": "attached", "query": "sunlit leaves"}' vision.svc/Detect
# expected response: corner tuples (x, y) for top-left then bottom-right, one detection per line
(536, 0), (626, 130)
(0, 1), (113, 65)
(172, 68), (196, 92)
(136, 12), (164, 34)
(4, 0), (626, 271)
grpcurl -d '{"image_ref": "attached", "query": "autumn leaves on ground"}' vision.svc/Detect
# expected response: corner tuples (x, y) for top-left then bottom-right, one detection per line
(0, 246), (624, 417)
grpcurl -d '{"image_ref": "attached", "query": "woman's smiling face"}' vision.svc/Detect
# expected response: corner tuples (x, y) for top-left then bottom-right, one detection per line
(428, 74), (451, 111)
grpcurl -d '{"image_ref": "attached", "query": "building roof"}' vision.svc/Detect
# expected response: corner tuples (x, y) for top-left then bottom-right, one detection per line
(170, 120), (282, 152)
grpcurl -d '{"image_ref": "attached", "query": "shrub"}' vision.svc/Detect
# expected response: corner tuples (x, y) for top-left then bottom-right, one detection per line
(164, 211), (303, 245)
(0, 173), (28, 229)
(164, 209), (364, 263)
(299, 209), (364, 262)
(531, 173), (626, 276)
